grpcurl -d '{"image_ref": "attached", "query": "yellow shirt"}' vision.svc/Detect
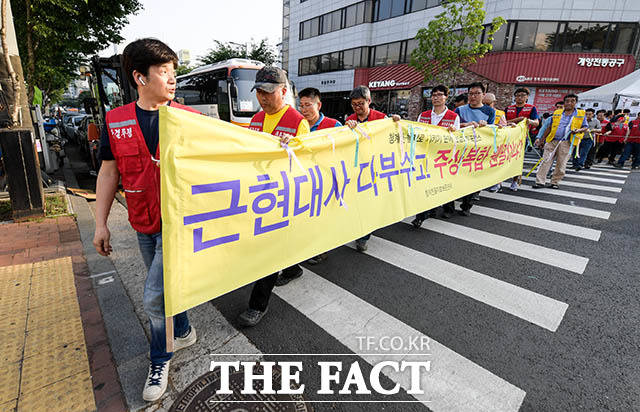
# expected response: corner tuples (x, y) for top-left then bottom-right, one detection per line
(263, 105), (310, 137)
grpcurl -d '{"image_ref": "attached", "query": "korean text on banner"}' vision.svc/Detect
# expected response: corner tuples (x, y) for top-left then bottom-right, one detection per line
(160, 106), (527, 316)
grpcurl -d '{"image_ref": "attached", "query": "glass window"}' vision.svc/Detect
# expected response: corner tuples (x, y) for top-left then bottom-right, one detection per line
(309, 56), (319, 74)
(405, 38), (418, 62)
(490, 21), (507, 51)
(411, 0), (427, 12)
(330, 52), (340, 70)
(345, 3), (358, 27)
(300, 21), (308, 40)
(376, 0), (392, 21)
(563, 22), (587, 52)
(362, 0), (373, 23)
(534, 22), (558, 51)
(427, 0), (439, 7)
(513, 21), (537, 51)
(321, 10), (342, 33)
(374, 44), (387, 66)
(310, 17), (319, 37)
(321, 54), (331, 72)
(612, 23), (636, 53)
(390, 0), (405, 17)
(582, 22), (609, 52)
(299, 59), (308, 76)
(343, 48), (362, 69)
(387, 41), (401, 64)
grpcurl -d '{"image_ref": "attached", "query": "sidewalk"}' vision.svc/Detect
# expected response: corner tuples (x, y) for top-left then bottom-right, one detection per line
(0, 215), (126, 411)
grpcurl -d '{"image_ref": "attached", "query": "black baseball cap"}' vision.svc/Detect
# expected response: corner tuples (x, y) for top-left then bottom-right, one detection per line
(251, 66), (287, 93)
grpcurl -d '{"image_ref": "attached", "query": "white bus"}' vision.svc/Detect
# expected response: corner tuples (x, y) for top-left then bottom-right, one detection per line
(176, 58), (297, 128)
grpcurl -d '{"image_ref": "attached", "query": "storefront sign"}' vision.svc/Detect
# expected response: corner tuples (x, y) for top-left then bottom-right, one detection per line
(516, 75), (559, 83)
(368, 80), (410, 89)
(577, 57), (625, 68)
(520, 87), (590, 114)
(321, 79), (336, 86)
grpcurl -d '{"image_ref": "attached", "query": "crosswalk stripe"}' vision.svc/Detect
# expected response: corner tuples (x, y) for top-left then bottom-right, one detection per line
(413, 219), (589, 274)
(348, 236), (568, 331)
(501, 183), (617, 204)
(463, 204), (601, 241)
(553, 174), (625, 184)
(479, 191), (611, 219)
(522, 159), (631, 175)
(274, 269), (527, 411)
(520, 176), (622, 193)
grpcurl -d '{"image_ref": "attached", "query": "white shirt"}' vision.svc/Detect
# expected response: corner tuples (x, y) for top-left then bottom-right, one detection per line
(430, 108), (460, 129)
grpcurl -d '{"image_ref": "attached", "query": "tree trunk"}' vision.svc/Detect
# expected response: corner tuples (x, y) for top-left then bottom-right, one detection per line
(25, 0), (35, 102)
(1, 0), (20, 124)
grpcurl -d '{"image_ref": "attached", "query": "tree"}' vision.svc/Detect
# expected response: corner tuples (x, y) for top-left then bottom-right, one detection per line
(11, 0), (142, 102)
(199, 38), (277, 66)
(176, 64), (192, 76)
(410, 0), (505, 91)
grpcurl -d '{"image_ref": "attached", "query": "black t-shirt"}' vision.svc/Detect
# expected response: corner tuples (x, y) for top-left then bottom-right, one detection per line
(99, 102), (172, 161)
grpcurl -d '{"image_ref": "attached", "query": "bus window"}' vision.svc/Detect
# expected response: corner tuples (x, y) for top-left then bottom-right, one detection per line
(217, 79), (230, 122)
(230, 68), (260, 118)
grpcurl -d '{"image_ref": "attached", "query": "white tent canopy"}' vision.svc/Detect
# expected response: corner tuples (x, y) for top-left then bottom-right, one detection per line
(578, 69), (640, 112)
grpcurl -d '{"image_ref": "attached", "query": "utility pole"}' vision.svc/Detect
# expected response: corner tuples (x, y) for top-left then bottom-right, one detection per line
(0, 0), (44, 219)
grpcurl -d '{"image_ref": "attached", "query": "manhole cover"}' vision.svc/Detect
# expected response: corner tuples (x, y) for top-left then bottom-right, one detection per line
(170, 365), (312, 412)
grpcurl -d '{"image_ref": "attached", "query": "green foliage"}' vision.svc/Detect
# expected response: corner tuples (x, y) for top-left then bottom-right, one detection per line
(176, 64), (193, 76)
(198, 39), (277, 66)
(11, 0), (142, 101)
(410, 0), (505, 86)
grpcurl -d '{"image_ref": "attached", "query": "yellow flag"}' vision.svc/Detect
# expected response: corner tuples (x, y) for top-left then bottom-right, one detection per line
(160, 106), (527, 316)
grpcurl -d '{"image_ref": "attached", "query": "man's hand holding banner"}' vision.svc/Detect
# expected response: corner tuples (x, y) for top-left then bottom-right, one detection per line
(160, 106), (527, 316)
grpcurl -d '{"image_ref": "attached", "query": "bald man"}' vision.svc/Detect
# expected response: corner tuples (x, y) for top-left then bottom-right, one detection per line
(483, 93), (506, 126)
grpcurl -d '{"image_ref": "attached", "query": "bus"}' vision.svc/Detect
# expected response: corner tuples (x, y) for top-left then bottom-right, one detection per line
(176, 59), (298, 127)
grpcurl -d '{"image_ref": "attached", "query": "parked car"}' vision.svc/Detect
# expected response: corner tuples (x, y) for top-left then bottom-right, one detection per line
(62, 114), (85, 142)
(75, 115), (94, 153)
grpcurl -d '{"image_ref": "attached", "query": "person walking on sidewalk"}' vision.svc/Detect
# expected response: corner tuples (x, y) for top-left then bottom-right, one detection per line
(504, 87), (540, 190)
(93, 39), (199, 402)
(412, 85), (460, 226)
(345, 85), (387, 252)
(615, 112), (640, 170)
(238, 66), (310, 327)
(573, 108), (600, 171)
(533, 94), (588, 189)
(298, 87), (341, 264)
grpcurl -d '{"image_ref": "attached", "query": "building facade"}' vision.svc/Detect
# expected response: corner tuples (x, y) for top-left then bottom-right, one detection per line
(283, 0), (640, 120)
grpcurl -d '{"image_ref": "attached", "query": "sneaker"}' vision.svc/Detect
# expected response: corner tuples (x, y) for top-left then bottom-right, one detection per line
(174, 326), (197, 352)
(458, 209), (471, 217)
(307, 253), (327, 265)
(142, 360), (170, 402)
(550, 184), (560, 189)
(531, 183), (545, 189)
(487, 184), (502, 193)
(411, 217), (424, 229)
(355, 239), (368, 252)
(574, 165), (582, 171)
(613, 163), (623, 169)
(584, 166), (591, 170)
(275, 265), (303, 286)
(238, 308), (267, 327)
(509, 181), (519, 191)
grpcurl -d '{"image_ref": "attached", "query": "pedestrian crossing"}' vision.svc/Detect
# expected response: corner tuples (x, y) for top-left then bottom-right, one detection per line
(221, 153), (630, 411)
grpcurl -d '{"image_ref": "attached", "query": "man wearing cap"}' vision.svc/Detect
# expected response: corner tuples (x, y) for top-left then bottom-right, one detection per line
(238, 66), (310, 327)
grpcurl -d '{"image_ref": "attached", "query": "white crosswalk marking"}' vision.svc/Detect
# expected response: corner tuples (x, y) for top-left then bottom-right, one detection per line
(480, 191), (611, 219)
(414, 219), (589, 274)
(502, 182), (618, 204)
(347, 236), (568, 331)
(544, 173), (625, 184)
(520, 176), (622, 192)
(522, 159), (631, 176)
(463, 204), (601, 241)
(274, 269), (527, 411)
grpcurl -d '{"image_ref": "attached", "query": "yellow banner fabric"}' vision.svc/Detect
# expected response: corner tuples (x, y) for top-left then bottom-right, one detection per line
(160, 106), (527, 316)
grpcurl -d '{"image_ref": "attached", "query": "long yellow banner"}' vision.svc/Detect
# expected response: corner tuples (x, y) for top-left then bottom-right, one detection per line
(160, 106), (527, 316)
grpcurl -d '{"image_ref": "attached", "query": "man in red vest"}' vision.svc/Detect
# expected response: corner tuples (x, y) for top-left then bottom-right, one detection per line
(412, 85), (460, 227)
(344, 85), (387, 252)
(505, 87), (539, 190)
(615, 112), (640, 169)
(239, 66), (310, 327)
(93, 39), (200, 402)
(298, 87), (341, 264)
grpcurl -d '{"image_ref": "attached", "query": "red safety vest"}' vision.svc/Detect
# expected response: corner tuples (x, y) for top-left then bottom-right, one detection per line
(346, 109), (386, 123)
(598, 119), (609, 144)
(106, 101), (200, 234)
(249, 105), (305, 137)
(628, 118), (640, 142)
(605, 122), (628, 143)
(417, 109), (458, 127)
(317, 115), (340, 129)
(506, 104), (537, 132)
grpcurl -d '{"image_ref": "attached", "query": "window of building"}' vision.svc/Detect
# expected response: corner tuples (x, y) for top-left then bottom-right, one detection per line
(563, 22), (588, 51)
(321, 9), (342, 34)
(374, 0), (405, 22)
(342, 47), (362, 70)
(300, 17), (320, 40)
(345, 3), (358, 27)
(411, 0), (427, 12)
(512, 21), (538, 51)
(534, 22), (558, 51)
(490, 21), (508, 51)
(404, 38), (419, 62)
(583, 23), (609, 52)
(611, 23), (636, 53)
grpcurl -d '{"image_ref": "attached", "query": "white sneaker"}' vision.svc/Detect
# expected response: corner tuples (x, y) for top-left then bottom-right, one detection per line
(174, 326), (197, 352)
(510, 181), (519, 191)
(142, 360), (170, 402)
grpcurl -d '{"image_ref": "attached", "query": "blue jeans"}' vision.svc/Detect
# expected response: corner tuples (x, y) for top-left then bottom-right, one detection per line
(618, 142), (640, 167)
(573, 138), (593, 168)
(136, 232), (190, 364)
